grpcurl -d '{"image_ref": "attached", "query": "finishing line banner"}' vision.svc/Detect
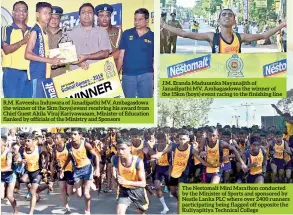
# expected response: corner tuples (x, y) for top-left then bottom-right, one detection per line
(43, 57), (124, 98)
(161, 53), (287, 78)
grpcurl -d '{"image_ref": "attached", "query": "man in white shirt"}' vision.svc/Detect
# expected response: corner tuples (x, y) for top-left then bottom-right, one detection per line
(7, 129), (17, 148)
(251, 23), (258, 47)
(238, 23), (244, 33)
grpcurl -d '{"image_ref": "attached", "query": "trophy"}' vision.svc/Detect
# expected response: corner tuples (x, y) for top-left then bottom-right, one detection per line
(58, 26), (72, 45)
(49, 26), (78, 64)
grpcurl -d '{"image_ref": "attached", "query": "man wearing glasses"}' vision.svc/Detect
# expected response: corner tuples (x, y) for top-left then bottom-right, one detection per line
(1, 1), (31, 97)
(117, 8), (154, 98)
(60, 128), (100, 215)
(160, 8), (286, 53)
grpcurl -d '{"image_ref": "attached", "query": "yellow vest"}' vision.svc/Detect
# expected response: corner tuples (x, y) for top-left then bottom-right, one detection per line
(249, 149), (263, 175)
(56, 145), (73, 172)
(206, 140), (220, 173)
(2, 24), (30, 70)
(219, 33), (241, 53)
(171, 144), (191, 178)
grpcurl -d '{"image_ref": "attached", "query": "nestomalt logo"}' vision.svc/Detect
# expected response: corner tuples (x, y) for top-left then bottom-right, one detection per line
(42, 79), (58, 98)
(263, 59), (286, 77)
(60, 3), (122, 28)
(167, 55), (211, 78)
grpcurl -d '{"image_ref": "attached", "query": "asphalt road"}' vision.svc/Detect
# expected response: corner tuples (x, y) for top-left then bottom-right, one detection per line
(1, 182), (178, 214)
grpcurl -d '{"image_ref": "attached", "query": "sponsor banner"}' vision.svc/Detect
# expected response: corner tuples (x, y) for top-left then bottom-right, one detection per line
(167, 55), (211, 78)
(263, 59), (286, 77)
(61, 3), (122, 28)
(161, 53), (287, 78)
(43, 57), (124, 98)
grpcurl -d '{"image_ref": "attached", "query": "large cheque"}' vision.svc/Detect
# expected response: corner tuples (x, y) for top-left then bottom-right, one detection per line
(42, 57), (124, 98)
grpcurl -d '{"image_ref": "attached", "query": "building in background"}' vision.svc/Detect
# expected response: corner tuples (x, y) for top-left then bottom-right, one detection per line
(261, 116), (285, 131)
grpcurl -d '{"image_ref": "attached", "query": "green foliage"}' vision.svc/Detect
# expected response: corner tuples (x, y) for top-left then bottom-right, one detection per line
(277, 89), (293, 115)
(158, 98), (213, 127)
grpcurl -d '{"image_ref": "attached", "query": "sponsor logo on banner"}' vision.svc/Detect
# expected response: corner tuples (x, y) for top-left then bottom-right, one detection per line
(167, 55), (211, 78)
(60, 3), (122, 28)
(42, 79), (58, 98)
(226, 54), (244, 77)
(263, 59), (287, 77)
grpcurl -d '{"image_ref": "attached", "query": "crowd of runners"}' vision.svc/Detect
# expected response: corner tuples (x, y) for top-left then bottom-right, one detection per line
(1, 121), (293, 214)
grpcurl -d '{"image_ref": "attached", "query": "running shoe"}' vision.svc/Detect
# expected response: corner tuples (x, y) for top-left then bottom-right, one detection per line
(161, 208), (169, 214)
(25, 192), (31, 200)
(64, 208), (71, 214)
(5, 198), (10, 205)
(163, 186), (168, 193)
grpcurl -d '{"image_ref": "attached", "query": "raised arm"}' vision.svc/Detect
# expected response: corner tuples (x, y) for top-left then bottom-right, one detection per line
(161, 19), (213, 42)
(271, 104), (283, 116)
(241, 21), (286, 43)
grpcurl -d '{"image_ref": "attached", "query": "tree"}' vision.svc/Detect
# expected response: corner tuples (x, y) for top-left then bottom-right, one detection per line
(277, 89), (293, 115)
(248, 0), (277, 24)
(192, 0), (223, 20)
(210, 0), (223, 14)
(192, 1), (207, 19)
(158, 98), (214, 127)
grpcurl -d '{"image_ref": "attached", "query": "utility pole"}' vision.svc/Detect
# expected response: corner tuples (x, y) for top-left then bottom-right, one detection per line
(232, 115), (240, 128)
(241, 102), (252, 127)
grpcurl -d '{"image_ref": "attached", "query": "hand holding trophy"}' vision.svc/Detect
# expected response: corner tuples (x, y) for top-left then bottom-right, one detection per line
(49, 26), (78, 64)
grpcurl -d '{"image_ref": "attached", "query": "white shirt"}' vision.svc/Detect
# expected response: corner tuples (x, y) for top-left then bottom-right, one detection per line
(7, 135), (17, 148)
(251, 26), (258, 34)
(238, 25), (244, 33)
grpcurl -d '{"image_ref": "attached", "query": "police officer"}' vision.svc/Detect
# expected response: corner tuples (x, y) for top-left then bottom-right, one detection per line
(160, 12), (169, 53)
(47, 6), (66, 78)
(167, 12), (181, 53)
(95, 4), (122, 67)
